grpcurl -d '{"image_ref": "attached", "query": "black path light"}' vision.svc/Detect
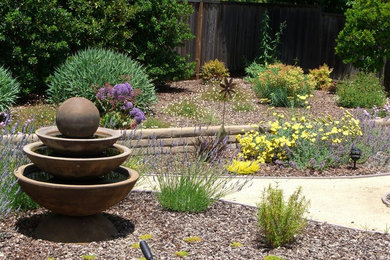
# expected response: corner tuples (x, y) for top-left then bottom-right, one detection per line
(350, 147), (362, 170)
(140, 240), (153, 260)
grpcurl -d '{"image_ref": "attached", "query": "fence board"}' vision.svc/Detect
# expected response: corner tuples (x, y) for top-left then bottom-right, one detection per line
(176, 1), (352, 78)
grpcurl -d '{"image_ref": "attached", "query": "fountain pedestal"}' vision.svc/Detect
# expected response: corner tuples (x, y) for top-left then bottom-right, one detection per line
(34, 214), (117, 243)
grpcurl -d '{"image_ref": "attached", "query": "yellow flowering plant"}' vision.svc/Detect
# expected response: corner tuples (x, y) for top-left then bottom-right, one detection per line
(229, 110), (363, 172)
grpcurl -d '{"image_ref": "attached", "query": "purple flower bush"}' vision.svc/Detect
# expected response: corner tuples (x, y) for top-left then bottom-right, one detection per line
(95, 82), (146, 129)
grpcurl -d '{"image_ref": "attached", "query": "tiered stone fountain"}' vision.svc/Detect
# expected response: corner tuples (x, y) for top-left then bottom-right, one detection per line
(14, 97), (139, 242)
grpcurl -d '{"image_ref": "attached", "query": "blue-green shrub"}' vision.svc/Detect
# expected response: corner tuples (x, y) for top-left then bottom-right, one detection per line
(0, 66), (20, 112)
(47, 48), (156, 110)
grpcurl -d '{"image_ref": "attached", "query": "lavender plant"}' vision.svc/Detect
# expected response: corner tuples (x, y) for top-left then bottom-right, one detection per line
(0, 118), (38, 218)
(95, 81), (146, 129)
(352, 109), (390, 162)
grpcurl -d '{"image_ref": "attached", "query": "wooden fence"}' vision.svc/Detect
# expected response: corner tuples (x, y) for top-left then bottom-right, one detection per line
(176, 0), (353, 79)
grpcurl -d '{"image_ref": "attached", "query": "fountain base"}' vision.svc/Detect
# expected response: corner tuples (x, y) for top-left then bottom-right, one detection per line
(34, 213), (117, 243)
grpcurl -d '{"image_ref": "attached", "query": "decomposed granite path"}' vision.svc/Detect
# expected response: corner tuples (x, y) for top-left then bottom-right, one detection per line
(137, 174), (390, 233)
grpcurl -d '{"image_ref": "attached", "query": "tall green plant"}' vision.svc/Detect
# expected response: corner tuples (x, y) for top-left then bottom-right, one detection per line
(255, 11), (286, 66)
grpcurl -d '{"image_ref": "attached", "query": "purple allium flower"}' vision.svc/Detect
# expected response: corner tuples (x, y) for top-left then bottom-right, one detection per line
(113, 82), (133, 101)
(121, 101), (133, 111)
(130, 107), (146, 124)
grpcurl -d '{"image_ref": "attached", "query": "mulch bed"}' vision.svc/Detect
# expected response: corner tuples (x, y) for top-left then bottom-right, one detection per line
(1, 191), (389, 260)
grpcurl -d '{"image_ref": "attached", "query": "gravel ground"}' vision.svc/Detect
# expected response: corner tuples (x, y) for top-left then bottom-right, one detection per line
(1, 191), (390, 260)
(151, 78), (346, 127)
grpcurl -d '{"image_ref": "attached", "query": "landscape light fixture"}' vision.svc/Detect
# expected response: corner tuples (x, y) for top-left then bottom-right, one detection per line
(350, 147), (362, 170)
(140, 240), (153, 260)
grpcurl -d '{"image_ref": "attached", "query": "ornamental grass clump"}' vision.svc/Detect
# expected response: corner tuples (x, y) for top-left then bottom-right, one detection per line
(252, 63), (315, 107)
(95, 81), (146, 129)
(152, 151), (249, 213)
(257, 185), (309, 248)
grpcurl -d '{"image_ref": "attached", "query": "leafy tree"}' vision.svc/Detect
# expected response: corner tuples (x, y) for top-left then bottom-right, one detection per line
(335, 0), (390, 72)
(0, 0), (80, 95)
(0, 0), (137, 96)
(128, 0), (195, 83)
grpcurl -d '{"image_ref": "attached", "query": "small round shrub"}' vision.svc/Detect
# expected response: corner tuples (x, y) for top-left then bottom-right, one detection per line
(200, 59), (229, 84)
(0, 66), (20, 112)
(309, 64), (333, 91)
(336, 72), (386, 108)
(257, 185), (309, 248)
(47, 48), (156, 110)
(253, 63), (315, 107)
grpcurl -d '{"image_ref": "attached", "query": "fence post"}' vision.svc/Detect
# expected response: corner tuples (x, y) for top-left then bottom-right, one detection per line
(195, 0), (204, 79)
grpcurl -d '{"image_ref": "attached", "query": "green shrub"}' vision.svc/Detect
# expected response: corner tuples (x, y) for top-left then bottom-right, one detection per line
(0, 66), (20, 112)
(257, 185), (309, 248)
(201, 59), (229, 84)
(129, 0), (195, 83)
(309, 64), (333, 91)
(336, 72), (386, 108)
(252, 63), (315, 107)
(47, 48), (156, 110)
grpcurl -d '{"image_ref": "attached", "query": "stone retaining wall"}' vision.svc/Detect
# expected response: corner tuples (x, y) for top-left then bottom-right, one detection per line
(119, 125), (263, 155)
(1, 124), (267, 155)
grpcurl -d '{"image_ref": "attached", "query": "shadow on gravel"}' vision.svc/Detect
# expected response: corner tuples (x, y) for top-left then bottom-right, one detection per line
(15, 212), (135, 240)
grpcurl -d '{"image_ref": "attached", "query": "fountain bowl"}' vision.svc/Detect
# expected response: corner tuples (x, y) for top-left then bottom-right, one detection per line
(36, 126), (122, 156)
(14, 164), (139, 216)
(24, 142), (131, 180)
